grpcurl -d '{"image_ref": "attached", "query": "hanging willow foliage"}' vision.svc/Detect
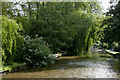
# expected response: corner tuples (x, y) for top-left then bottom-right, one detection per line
(68, 10), (103, 55)
(2, 16), (23, 64)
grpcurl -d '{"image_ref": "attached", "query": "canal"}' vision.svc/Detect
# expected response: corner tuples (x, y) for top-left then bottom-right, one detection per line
(1, 51), (120, 78)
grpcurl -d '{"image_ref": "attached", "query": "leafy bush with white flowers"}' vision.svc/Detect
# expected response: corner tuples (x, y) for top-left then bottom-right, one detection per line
(22, 35), (55, 67)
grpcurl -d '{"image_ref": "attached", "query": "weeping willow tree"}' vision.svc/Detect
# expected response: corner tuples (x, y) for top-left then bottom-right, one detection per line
(2, 16), (23, 64)
(68, 10), (103, 55)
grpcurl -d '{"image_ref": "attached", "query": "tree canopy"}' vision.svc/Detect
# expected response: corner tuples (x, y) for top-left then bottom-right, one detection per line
(1, 2), (106, 67)
(103, 1), (120, 43)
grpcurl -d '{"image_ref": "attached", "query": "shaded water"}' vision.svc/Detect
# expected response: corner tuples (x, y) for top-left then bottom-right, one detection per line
(1, 51), (120, 78)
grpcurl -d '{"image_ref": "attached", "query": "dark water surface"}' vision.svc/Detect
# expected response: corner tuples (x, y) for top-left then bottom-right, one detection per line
(1, 51), (120, 78)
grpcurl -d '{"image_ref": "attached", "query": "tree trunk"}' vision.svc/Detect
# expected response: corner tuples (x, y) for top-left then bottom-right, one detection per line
(36, 2), (39, 20)
(28, 3), (31, 19)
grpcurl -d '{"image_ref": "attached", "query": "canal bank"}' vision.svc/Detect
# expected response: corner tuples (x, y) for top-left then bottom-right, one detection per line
(1, 51), (119, 79)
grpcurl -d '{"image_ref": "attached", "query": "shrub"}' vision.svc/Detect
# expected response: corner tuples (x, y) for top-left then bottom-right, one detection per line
(114, 44), (120, 52)
(102, 43), (109, 49)
(114, 46), (120, 52)
(111, 42), (119, 51)
(22, 35), (55, 67)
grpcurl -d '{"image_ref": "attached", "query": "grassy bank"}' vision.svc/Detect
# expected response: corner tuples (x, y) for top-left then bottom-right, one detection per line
(1, 62), (26, 73)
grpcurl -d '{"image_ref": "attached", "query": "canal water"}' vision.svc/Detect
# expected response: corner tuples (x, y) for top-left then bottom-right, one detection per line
(1, 51), (120, 78)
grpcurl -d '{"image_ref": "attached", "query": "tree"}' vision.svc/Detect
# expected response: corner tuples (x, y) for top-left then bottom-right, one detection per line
(68, 11), (103, 55)
(2, 2), (103, 56)
(2, 16), (23, 64)
(103, 1), (120, 43)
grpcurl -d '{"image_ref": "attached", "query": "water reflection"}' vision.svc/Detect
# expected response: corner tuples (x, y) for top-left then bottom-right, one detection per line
(2, 51), (120, 78)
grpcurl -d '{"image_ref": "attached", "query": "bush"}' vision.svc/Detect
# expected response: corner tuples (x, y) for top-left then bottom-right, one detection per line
(111, 42), (119, 51)
(22, 35), (55, 67)
(102, 43), (109, 49)
(114, 45), (120, 52)
(114, 46), (120, 52)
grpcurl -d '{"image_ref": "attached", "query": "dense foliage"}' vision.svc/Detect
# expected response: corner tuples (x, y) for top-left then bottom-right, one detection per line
(102, 1), (120, 51)
(1, 2), (107, 68)
(69, 11), (103, 55)
(10, 2), (103, 55)
(111, 42), (120, 52)
(2, 16), (55, 67)
(21, 35), (55, 67)
(2, 16), (23, 64)
(103, 1), (120, 43)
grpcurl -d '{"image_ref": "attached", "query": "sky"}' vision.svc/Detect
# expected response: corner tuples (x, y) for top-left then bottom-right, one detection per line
(101, 0), (111, 12)
(5, 0), (115, 13)
(14, 0), (112, 12)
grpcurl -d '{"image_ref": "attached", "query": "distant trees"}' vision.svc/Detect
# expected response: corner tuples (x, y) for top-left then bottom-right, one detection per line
(103, 1), (120, 43)
(2, 2), (103, 55)
(16, 2), (103, 55)
(64, 10), (103, 55)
